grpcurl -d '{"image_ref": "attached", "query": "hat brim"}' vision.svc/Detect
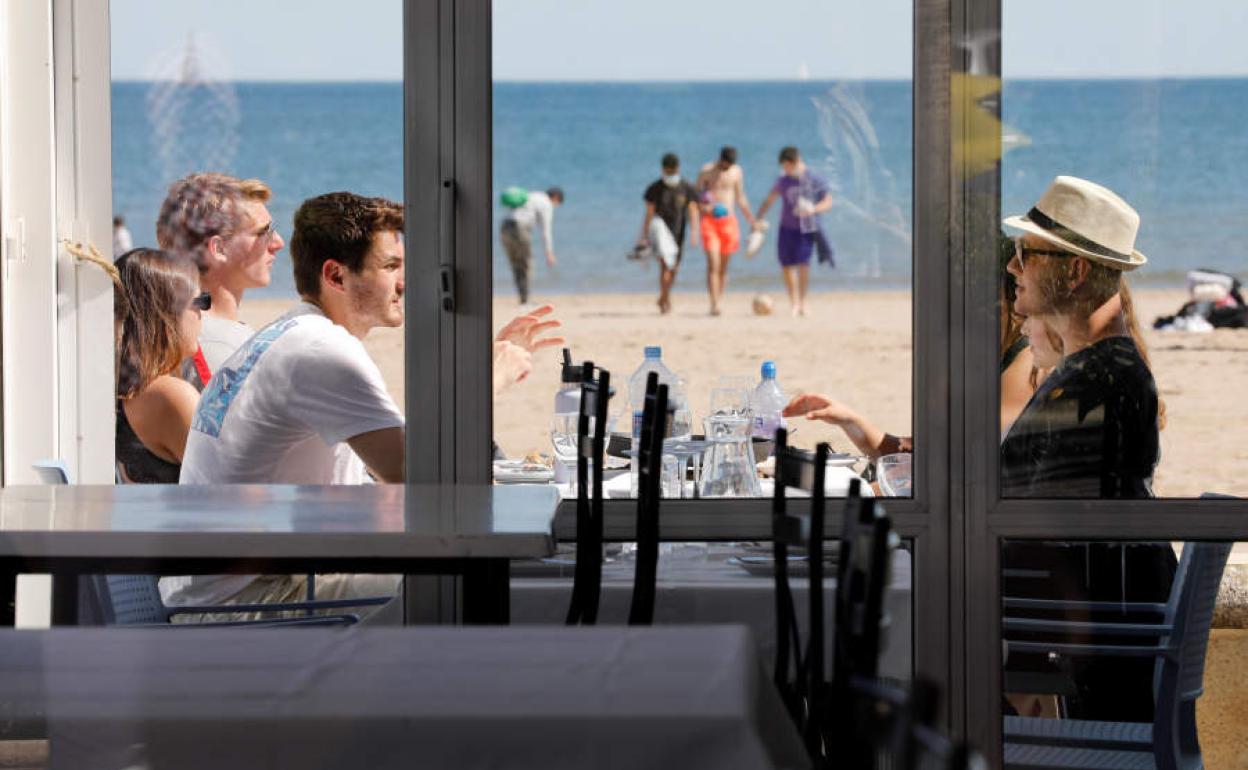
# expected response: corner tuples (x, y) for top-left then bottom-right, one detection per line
(1002, 214), (1146, 271)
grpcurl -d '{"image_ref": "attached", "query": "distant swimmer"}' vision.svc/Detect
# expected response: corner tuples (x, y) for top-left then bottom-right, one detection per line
(756, 146), (833, 317)
(500, 186), (564, 305)
(638, 153), (700, 314)
(695, 146), (757, 316)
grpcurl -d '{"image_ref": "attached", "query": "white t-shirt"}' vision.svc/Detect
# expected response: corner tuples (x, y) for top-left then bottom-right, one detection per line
(504, 191), (555, 251)
(198, 315), (255, 373)
(167, 303), (403, 606)
(180, 302), (404, 485)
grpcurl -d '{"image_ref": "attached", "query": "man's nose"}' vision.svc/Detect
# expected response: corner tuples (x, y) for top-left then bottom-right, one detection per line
(1006, 253), (1022, 277)
(271, 232), (285, 252)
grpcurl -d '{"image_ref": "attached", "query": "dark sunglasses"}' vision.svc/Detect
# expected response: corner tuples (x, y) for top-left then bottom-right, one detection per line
(1014, 239), (1071, 269)
(191, 292), (212, 312)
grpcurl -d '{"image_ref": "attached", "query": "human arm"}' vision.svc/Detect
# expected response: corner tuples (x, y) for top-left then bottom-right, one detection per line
(782, 392), (910, 460)
(537, 196), (556, 266)
(734, 171), (756, 228)
(347, 427), (405, 483)
(687, 198), (701, 248)
(755, 189), (780, 224)
(999, 345), (1036, 436)
(639, 202), (656, 244)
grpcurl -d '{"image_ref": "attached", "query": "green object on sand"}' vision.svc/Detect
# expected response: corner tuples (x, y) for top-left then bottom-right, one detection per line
(500, 186), (529, 209)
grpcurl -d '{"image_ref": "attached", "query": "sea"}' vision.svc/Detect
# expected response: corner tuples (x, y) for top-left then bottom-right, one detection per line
(111, 79), (1248, 299)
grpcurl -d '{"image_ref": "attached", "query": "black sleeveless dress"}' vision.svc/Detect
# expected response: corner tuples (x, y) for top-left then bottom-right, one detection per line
(116, 400), (181, 483)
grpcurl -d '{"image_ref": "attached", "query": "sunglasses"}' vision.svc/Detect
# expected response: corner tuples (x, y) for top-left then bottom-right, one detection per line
(190, 292), (212, 312)
(1014, 239), (1070, 270)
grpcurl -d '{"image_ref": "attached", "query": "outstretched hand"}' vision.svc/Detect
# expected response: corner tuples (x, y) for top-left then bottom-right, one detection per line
(494, 304), (566, 353)
(493, 341), (533, 395)
(782, 392), (854, 425)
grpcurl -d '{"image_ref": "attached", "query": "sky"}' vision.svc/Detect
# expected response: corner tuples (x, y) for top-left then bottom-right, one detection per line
(110, 0), (1248, 82)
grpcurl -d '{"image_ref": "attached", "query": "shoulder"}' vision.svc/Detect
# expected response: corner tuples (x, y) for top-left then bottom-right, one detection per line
(128, 375), (198, 424)
(643, 180), (661, 198)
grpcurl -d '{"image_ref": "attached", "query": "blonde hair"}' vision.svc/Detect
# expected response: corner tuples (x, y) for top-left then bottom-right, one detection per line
(156, 172), (271, 258)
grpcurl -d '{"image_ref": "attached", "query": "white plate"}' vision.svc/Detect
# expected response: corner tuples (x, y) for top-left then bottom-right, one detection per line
(493, 462), (554, 484)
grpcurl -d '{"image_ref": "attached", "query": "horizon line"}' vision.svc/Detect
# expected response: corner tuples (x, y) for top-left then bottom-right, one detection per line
(110, 73), (1248, 85)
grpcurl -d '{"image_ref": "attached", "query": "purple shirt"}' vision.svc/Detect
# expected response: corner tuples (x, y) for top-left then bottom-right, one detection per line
(770, 171), (831, 232)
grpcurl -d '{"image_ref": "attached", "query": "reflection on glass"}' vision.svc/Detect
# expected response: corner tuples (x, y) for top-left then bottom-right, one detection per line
(999, 178), (1160, 500)
(491, 2), (913, 497)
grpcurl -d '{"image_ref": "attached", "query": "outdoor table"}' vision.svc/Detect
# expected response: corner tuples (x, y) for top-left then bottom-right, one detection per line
(0, 484), (559, 626)
(0, 625), (810, 770)
(511, 547), (913, 681)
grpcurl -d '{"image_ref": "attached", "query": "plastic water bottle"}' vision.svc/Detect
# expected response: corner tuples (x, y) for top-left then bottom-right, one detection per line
(554, 348), (583, 415)
(628, 346), (685, 494)
(752, 361), (787, 441)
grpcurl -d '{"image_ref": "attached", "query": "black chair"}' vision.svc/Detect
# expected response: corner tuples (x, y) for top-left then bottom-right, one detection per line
(565, 362), (611, 626)
(87, 575), (388, 627)
(627, 372), (668, 625)
(1002, 540), (1232, 770)
(770, 428), (831, 750)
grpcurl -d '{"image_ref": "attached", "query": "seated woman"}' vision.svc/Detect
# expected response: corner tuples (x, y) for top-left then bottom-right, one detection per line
(1001, 175), (1171, 722)
(115, 248), (207, 483)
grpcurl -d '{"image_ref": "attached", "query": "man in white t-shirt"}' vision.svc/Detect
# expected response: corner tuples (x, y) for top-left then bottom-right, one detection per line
(157, 172), (285, 387)
(172, 192), (407, 615)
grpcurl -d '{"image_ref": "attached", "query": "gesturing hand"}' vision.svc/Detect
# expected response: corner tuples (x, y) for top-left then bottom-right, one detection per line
(493, 341), (533, 395)
(494, 304), (567, 353)
(782, 392), (855, 425)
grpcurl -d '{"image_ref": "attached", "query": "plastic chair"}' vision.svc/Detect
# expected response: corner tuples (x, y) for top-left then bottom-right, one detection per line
(1002, 540), (1232, 769)
(565, 362), (611, 626)
(87, 574), (387, 627)
(627, 372), (667, 625)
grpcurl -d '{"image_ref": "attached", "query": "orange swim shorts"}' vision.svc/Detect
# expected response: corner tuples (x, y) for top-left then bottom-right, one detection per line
(700, 212), (740, 256)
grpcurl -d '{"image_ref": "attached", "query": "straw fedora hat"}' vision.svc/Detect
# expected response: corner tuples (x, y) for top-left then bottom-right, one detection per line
(1003, 175), (1146, 271)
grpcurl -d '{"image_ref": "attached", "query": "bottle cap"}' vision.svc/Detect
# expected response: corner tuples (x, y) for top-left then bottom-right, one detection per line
(560, 348), (583, 384)
(644, 346), (662, 359)
(761, 361), (776, 379)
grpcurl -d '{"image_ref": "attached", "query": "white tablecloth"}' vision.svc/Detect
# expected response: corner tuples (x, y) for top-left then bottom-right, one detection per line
(512, 547), (912, 681)
(1, 626), (809, 770)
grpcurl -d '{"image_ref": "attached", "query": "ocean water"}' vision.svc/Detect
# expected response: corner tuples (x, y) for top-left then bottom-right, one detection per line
(111, 79), (1248, 299)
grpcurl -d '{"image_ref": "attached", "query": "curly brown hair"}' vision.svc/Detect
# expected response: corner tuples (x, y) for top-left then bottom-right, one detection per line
(115, 249), (199, 399)
(289, 192), (404, 300)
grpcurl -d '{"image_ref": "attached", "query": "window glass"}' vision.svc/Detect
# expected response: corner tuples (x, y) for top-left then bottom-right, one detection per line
(999, 1), (1248, 499)
(492, 0), (914, 500)
(1000, 539), (1246, 765)
(110, 0), (404, 486)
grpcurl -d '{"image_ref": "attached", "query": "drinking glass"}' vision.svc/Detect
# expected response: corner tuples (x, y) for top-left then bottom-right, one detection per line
(660, 454), (682, 498)
(550, 413), (580, 489)
(876, 452), (913, 497)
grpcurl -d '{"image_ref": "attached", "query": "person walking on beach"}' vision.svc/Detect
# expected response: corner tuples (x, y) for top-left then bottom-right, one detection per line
(639, 153), (700, 314)
(695, 147), (756, 316)
(500, 186), (564, 305)
(156, 172), (284, 388)
(755, 146), (833, 317)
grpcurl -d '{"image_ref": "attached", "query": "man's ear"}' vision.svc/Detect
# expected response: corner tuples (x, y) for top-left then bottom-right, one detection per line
(203, 235), (227, 267)
(321, 259), (347, 293)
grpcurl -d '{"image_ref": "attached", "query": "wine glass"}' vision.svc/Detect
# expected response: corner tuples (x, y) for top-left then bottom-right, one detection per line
(875, 453), (913, 497)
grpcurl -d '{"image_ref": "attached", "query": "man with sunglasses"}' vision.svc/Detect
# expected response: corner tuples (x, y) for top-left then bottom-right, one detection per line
(157, 172), (285, 389)
(695, 146), (757, 316)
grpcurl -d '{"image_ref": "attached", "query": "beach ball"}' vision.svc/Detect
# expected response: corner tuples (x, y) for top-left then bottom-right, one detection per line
(752, 294), (774, 316)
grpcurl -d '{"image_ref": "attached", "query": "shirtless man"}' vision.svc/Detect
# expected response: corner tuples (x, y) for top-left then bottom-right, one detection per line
(695, 146), (756, 316)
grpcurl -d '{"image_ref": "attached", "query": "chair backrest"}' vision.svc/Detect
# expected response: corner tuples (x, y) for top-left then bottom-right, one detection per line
(89, 575), (171, 625)
(32, 460), (71, 485)
(565, 362), (611, 626)
(628, 373), (668, 625)
(826, 483), (896, 766)
(1153, 540), (1231, 768)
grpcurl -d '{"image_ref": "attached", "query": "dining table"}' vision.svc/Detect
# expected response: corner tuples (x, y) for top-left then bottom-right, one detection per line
(0, 483), (560, 626)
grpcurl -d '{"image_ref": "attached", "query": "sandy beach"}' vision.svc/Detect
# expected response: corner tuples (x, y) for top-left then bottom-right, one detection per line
(240, 288), (1248, 499)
